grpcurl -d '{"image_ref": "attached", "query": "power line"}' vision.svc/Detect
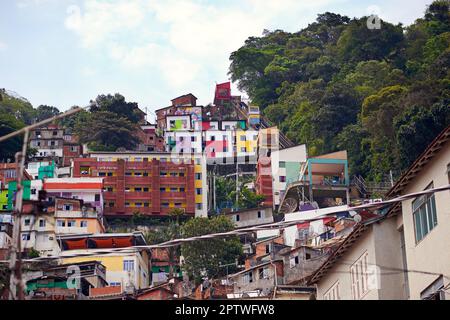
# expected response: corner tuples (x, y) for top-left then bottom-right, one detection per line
(0, 184), (448, 263)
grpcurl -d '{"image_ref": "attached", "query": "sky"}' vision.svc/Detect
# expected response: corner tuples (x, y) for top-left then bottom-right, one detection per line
(0, 0), (433, 119)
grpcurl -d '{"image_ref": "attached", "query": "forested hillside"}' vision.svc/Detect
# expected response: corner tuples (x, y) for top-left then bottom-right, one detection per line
(229, 0), (450, 181)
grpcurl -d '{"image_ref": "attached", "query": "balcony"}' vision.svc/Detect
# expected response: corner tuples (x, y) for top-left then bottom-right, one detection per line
(125, 162), (153, 170)
(104, 207), (153, 215)
(55, 226), (88, 234)
(125, 176), (153, 184)
(55, 210), (99, 219)
(103, 192), (116, 200)
(159, 176), (186, 184)
(160, 192), (186, 199)
(125, 192), (152, 200)
(96, 162), (119, 170)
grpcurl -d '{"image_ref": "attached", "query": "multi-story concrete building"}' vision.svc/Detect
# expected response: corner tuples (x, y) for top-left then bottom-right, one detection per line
(20, 200), (60, 256)
(59, 232), (150, 291)
(29, 124), (64, 162)
(29, 124), (83, 166)
(386, 125), (450, 300)
(137, 124), (165, 152)
(0, 214), (13, 259)
(54, 197), (105, 235)
(309, 215), (406, 300)
(225, 206), (274, 229)
(43, 177), (104, 215)
(72, 152), (208, 217)
(270, 144), (308, 208)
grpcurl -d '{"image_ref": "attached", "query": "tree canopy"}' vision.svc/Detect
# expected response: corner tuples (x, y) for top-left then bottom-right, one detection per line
(229, 1), (450, 181)
(181, 215), (243, 284)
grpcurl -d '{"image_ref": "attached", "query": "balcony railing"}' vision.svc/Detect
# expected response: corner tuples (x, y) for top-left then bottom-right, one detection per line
(160, 192), (187, 199)
(159, 176), (186, 184)
(125, 176), (153, 184)
(125, 191), (152, 200)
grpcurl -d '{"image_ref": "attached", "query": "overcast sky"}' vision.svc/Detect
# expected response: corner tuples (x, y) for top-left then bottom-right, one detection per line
(0, 0), (433, 119)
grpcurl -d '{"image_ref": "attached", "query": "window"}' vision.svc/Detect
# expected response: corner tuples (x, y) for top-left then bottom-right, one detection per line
(125, 202), (130, 207)
(143, 187), (149, 192)
(196, 203), (202, 210)
(64, 204), (73, 211)
(57, 220), (66, 227)
(160, 187), (166, 192)
(240, 147), (246, 152)
(31, 189), (37, 195)
(39, 219), (46, 228)
(67, 220), (76, 227)
(22, 233), (31, 241)
(70, 146), (78, 152)
(135, 187), (142, 192)
(174, 203), (182, 207)
(110, 282), (121, 287)
(108, 202), (115, 208)
(350, 251), (369, 300)
(53, 130), (58, 136)
(24, 219), (31, 226)
(279, 161), (286, 168)
(95, 194), (101, 202)
(196, 188), (202, 195)
(180, 187), (185, 192)
(265, 244), (271, 254)
(258, 267), (269, 279)
(413, 183), (438, 243)
(135, 202), (143, 207)
(162, 202), (169, 208)
(235, 214), (240, 222)
(107, 172), (113, 177)
(191, 136), (196, 142)
(279, 176), (286, 182)
(323, 281), (340, 300)
(289, 254), (299, 268)
(80, 221), (88, 228)
(144, 202), (150, 207)
(257, 211), (262, 219)
(195, 173), (202, 180)
(420, 275), (445, 300)
(123, 260), (134, 272)
(210, 136), (215, 141)
(243, 271), (253, 284)
(98, 172), (106, 177)
(240, 135), (246, 141)
(179, 172), (185, 177)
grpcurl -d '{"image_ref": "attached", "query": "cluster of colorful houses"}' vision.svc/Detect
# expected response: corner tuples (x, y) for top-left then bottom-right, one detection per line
(0, 82), (449, 300)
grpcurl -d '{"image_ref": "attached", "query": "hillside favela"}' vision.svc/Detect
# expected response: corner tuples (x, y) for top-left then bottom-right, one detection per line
(0, 0), (449, 303)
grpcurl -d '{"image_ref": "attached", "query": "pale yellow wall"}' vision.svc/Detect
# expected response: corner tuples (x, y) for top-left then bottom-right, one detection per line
(400, 142), (450, 300)
(316, 218), (405, 300)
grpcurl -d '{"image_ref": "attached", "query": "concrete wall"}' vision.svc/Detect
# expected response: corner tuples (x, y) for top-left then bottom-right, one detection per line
(316, 217), (405, 300)
(271, 145), (307, 206)
(229, 207), (273, 228)
(399, 141), (450, 300)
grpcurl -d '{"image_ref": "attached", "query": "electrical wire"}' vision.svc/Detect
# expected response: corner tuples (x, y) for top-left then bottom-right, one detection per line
(0, 184), (448, 263)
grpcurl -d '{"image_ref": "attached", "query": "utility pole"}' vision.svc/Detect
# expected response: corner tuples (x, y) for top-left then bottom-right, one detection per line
(235, 160), (239, 211)
(8, 129), (29, 300)
(0, 106), (85, 300)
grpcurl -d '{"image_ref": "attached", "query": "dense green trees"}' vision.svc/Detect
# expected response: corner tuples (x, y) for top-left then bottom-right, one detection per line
(229, 1), (450, 181)
(75, 94), (143, 151)
(181, 215), (242, 284)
